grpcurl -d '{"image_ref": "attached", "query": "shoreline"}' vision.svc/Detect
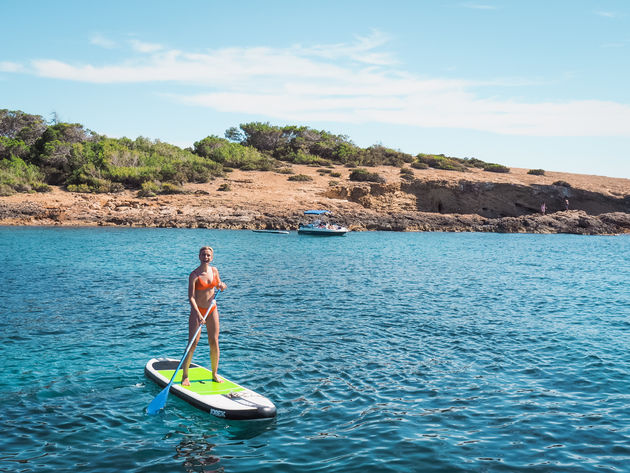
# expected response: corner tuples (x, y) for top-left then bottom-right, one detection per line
(1, 164), (629, 235)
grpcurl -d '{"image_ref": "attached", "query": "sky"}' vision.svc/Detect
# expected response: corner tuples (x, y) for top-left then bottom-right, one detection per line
(1, 0), (629, 178)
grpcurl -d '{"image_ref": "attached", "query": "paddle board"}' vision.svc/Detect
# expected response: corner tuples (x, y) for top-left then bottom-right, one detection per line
(145, 358), (276, 420)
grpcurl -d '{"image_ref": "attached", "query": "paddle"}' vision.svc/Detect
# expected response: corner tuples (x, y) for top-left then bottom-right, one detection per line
(147, 290), (221, 415)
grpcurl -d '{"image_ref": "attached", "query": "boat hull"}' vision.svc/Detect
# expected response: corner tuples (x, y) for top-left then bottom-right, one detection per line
(298, 228), (347, 236)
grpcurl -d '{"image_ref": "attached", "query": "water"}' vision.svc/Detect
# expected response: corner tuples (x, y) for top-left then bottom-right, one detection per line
(0, 227), (628, 473)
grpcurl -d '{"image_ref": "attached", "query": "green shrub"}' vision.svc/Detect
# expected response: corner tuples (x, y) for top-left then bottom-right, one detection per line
(0, 155), (48, 194)
(411, 161), (429, 170)
(67, 163), (120, 192)
(0, 137), (30, 160)
(66, 165), (123, 192)
(416, 154), (467, 172)
(67, 180), (118, 193)
(362, 145), (414, 167)
(160, 182), (185, 194)
(331, 142), (361, 164)
(0, 183), (13, 196)
(107, 165), (159, 186)
(553, 180), (572, 188)
(32, 182), (51, 192)
(67, 183), (91, 193)
(400, 167), (415, 181)
(289, 151), (328, 166)
(349, 168), (385, 183)
(288, 174), (313, 182)
(399, 168), (414, 181)
(317, 168), (332, 174)
(276, 167), (294, 174)
(194, 135), (271, 170)
(57, 136), (223, 190)
(483, 163), (510, 173)
(167, 158), (222, 184)
(458, 158), (488, 168)
(138, 181), (160, 197)
(330, 171), (341, 178)
(528, 169), (545, 176)
(328, 180), (339, 186)
(218, 183), (231, 191)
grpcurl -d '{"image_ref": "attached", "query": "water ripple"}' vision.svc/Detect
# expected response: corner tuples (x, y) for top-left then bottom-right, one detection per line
(1, 229), (628, 472)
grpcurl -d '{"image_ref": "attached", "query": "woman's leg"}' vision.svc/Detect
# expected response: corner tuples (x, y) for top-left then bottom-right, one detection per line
(206, 307), (222, 382)
(182, 309), (203, 386)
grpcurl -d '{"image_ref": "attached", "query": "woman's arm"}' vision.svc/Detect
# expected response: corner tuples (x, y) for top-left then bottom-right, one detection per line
(214, 267), (227, 291)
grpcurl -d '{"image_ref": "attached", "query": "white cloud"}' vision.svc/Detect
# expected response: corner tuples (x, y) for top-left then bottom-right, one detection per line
(129, 39), (164, 53)
(601, 41), (626, 48)
(30, 47), (348, 85)
(595, 11), (617, 18)
(295, 30), (397, 66)
(461, 3), (498, 10)
(12, 32), (630, 137)
(90, 33), (117, 49)
(0, 61), (23, 72)
(179, 90), (630, 137)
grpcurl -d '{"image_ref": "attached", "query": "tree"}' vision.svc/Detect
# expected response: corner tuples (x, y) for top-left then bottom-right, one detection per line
(224, 127), (244, 143)
(0, 109), (47, 145)
(239, 122), (285, 152)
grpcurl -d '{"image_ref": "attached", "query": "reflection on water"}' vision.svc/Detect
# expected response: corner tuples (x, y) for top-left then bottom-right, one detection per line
(175, 437), (220, 472)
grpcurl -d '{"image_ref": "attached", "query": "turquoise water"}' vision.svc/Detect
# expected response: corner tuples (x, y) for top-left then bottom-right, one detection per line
(1, 227), (628, 473)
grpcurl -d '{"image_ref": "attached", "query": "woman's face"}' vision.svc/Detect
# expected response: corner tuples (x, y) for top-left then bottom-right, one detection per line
(199, 249), (213, 263)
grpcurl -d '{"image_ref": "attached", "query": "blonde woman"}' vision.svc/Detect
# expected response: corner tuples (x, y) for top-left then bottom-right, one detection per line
(181, 246), (227, 386)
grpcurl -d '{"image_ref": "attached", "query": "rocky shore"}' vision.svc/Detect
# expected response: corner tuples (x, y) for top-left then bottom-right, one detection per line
(1, 165), (629, 235)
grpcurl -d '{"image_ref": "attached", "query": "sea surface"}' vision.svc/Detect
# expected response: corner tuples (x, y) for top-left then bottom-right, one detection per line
(0, 227), (628, 473)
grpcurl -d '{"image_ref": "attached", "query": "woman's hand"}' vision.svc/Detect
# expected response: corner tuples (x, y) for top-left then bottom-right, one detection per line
(219, 282), (227, 291)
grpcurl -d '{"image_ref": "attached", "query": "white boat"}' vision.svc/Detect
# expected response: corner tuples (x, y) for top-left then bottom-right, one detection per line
(298, 210), (348, 236)
(298, 221), (348, 236)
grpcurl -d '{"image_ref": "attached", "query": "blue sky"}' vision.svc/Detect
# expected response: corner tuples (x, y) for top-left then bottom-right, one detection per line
(2, 0), (629, 178)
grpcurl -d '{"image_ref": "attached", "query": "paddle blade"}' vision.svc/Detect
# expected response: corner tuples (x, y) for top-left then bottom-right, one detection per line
(147, 384), (170, 415)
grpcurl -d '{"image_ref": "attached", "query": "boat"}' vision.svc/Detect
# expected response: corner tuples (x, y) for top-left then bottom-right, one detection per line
(297, 210), (348, 236)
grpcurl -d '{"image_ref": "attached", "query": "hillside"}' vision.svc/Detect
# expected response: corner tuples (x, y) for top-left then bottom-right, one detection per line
(2, 164), (629, 234)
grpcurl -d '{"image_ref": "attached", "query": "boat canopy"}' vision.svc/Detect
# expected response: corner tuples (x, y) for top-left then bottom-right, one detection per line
(304, 210), (331, 215)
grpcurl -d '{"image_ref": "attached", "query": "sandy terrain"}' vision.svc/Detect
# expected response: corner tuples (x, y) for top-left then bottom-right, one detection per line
(1, 164), (629, 233)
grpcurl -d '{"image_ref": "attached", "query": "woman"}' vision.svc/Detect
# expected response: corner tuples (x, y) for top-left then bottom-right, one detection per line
(182, 246), (227, 386)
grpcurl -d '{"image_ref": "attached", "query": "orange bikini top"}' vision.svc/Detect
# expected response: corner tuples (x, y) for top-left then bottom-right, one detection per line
(195, 267), (218, 290)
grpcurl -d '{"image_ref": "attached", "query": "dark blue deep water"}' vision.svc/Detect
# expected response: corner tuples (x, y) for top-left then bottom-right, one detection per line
(1, 227), (628, 472)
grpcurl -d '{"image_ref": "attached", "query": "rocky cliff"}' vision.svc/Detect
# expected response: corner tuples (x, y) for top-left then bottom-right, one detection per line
(327, 179), (630, 217)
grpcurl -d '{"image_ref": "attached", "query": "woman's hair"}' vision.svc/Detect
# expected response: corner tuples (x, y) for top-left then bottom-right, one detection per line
(199, 246), (214, 254)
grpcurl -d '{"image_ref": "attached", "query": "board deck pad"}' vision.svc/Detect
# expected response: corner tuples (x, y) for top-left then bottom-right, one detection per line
(158, 366), (244, 395)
